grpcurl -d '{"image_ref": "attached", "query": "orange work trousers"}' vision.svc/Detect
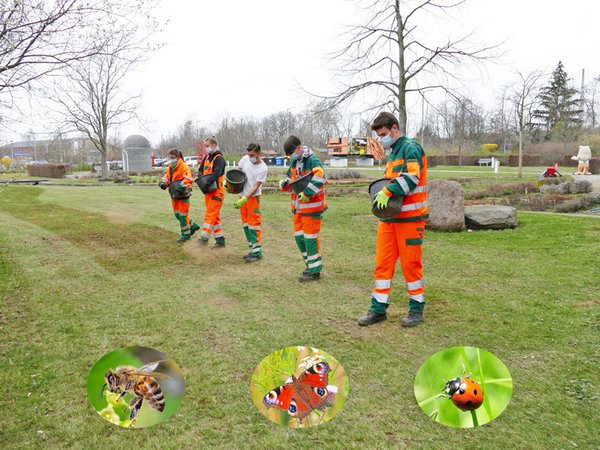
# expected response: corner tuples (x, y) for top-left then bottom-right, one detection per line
(371, 220), (425, 313)
(201, 191), (224, 240)
(171, 197), (193, 238)
(293, 213), (322, 274)
(239, 196), (262, 256)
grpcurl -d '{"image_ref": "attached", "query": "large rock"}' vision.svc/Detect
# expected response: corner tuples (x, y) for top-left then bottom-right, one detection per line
(426, 180), (465, 231)
(465, 205), (518, 229)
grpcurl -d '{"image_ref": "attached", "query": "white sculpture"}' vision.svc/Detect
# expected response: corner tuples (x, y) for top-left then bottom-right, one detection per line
(571, 145), (592, 175)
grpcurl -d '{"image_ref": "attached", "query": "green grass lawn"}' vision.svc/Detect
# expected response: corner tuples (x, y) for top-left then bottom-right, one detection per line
(0, 184), (598, 449)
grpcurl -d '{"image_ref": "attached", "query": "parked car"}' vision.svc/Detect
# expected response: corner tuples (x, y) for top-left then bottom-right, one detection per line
(184, 156), (199, 167)
(107, 160), (123, 170)
(153, 157), (165, 168)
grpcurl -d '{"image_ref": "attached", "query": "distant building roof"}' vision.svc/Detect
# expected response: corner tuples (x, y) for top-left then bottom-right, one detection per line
(0, 140), (51, 149)
(0, 138), (75, 150)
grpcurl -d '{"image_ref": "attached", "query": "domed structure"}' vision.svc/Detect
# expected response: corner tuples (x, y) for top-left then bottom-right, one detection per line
(123, 134), (152, 172)
(124, 134), (151, 149)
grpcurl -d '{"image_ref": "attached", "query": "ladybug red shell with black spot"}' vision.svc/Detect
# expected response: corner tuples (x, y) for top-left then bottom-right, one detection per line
(444, 376), (484, 411)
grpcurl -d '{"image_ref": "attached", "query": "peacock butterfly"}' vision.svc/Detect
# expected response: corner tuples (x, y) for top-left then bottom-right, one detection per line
(263, 362), (335, 420)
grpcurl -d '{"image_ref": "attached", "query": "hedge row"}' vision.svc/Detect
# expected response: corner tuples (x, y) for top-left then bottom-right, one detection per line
(26, 164), (70, 178)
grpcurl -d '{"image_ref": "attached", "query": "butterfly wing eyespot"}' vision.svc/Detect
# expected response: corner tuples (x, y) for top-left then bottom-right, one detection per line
(288, 400), (299, 416)
(312, 386), (327, 397)
(300, 362), (330, 388)
(263, 385), (293, 412)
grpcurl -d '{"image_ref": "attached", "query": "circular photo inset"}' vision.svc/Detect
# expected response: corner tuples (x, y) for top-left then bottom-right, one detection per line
(414, 346), (512, 428)
(87, 346), (184, 428)
(250, 346), (349, 428)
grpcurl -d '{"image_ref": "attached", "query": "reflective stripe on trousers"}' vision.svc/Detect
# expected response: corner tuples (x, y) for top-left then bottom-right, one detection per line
(202, 192), (224, 238)
(171, 198), (194, 237)
(240, 196), (262, 255)
(293, 212), (322, 274)
(371, 220), (425, 305)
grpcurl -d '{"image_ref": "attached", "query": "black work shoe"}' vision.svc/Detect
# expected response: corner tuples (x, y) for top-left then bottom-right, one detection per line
(176, 237), (190, 243)
(245, 255), (262, 263)
(302, 268), (310, 275)
(190, 224), (200, 236)
(212, 238), (225, 248)
(357, 311), (387, 326)
(401, 311), (423, 327)
(298, 272), (320, 282)
(198, 238), (208, 246)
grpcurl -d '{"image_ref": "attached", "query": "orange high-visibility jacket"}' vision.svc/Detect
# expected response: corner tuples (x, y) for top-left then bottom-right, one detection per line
(282, 153), (327, 215)
(200, 151), (226, 194)
(161, 159), (194, 188)
(380, 136), (428, 222)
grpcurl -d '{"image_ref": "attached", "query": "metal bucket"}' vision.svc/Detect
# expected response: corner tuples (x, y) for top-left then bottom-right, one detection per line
(225, 169), (247, 194)
(289, 172), (314, 194)
(369, 178), (403, 219)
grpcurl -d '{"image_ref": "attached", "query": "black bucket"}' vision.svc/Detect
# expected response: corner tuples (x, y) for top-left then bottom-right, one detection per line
(289, 172), (314, 194)
(225, 169), (247, 194)
(369, 178), (403, 219)
(168, 179), (191, 200)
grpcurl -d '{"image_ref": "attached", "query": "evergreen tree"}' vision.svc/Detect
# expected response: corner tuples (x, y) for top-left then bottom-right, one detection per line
(533, 61), (583, 144)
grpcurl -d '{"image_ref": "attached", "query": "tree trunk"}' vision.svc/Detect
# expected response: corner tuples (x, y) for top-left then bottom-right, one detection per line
(396, 0), (407, 134)
(100, 149), (108, 178)
(518, 128), (523, 179)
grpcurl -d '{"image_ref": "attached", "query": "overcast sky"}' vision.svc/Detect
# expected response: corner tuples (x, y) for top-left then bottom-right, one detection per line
(5, 0), (600, 146)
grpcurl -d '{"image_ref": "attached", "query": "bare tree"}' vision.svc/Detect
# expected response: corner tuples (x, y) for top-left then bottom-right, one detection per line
(0, 0), (131, 94)
(488, 86), (514, 153)
(510, 70), (543, 178)
(583, 75), (600, 130)
(49, 3), (161, 177)
(315, 0), (498, 133)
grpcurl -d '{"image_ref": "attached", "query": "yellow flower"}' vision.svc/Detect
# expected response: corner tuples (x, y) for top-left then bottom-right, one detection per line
(98, 405), (120, 425)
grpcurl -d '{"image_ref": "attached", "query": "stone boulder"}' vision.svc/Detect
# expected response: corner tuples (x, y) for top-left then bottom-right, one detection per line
(426, 180), (465, 231)
(464, 205), (518, 230)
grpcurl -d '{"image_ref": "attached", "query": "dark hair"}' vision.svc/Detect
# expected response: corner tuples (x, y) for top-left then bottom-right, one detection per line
(168, 148), (183, 159)
(283, 135), (301, 156)
(205, 136), (218, 146)
(371, 112), (399, 131)
(247, 143), (261, 152)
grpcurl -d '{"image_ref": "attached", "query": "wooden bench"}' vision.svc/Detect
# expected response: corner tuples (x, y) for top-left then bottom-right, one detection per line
(477, 158), (493, 166)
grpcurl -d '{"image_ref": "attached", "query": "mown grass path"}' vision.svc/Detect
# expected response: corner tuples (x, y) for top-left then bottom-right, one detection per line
(0, 185), (598, 449)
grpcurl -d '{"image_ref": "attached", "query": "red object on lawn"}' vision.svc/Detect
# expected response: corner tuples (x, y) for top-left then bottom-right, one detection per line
(542, 163), (562, 177)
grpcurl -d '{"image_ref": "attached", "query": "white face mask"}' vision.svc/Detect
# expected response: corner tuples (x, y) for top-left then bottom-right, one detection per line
(249, 156), (258, 164)
(379, 134), (395, 148)
(207, 146), (214, 154)
(169, 158), (178, 164)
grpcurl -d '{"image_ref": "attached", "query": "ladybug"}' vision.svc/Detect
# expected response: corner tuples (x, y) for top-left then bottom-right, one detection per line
(444, 376), (484, 411)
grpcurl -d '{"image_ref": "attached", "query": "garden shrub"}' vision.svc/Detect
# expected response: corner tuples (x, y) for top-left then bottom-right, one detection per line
(26, 164), (70, 178)
(555, 193), (600, 213)
(327, 169), (365, 180)
(540, 180), (591, 195)
(508, 154), (541, 167)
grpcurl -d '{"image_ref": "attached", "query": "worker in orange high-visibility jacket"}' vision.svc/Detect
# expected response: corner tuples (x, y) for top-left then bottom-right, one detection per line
(159, 148), (200, 243)
(279, 135), (327, 282)
(196, 136), (226, 248)
(358, 112), (428, 328)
